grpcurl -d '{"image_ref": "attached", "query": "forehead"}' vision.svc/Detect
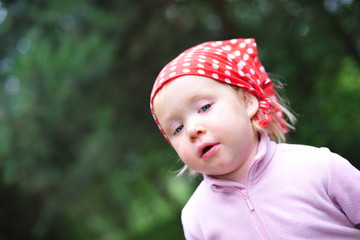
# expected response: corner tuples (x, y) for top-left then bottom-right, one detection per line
(154, 76), (224, 109)
(153, 75), (235, 120)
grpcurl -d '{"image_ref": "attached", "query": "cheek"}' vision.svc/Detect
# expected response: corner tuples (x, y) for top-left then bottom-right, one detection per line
(173, 141), (193, 164)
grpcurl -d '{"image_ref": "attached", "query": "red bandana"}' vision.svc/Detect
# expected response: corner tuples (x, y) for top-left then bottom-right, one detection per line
(150, 38), (287, 142)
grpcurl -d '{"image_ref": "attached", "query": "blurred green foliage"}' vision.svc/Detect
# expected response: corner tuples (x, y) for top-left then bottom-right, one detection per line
(0, 0), (359, 239)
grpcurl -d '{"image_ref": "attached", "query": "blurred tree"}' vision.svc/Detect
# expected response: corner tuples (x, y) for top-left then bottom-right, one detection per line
(0, 0), (358, 239)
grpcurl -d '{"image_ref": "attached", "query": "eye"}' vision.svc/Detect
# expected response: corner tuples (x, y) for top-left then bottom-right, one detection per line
(174, 125), (184, 135)
(199, 104), (211, 113)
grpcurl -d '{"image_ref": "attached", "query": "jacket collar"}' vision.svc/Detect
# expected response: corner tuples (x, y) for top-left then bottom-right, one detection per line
(204, 134), (277, 193)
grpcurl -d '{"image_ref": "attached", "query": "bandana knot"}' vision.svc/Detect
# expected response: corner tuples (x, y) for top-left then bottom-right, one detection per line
(256, 99), (272, 127)
(259, 99), (271, 112)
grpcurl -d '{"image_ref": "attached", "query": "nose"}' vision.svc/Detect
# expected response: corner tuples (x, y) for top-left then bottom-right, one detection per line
(187, 124), (206, 141)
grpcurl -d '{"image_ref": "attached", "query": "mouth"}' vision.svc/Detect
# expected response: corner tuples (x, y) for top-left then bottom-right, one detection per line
(199, 143), (219, 158)
(202, 145), (214, 155)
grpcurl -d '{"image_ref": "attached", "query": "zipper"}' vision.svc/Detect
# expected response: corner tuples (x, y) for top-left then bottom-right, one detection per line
(240, 189), (270, 240)
(241, 189), (254, 211)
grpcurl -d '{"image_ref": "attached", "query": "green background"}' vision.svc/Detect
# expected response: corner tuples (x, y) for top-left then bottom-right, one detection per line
(0, 0), (359, 239)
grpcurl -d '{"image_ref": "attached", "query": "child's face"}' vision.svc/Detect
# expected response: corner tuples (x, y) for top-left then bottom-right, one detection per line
(154, 76), (260, 181)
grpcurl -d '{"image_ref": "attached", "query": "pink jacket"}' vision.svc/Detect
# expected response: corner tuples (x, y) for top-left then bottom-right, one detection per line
(181, 135), (360, 239)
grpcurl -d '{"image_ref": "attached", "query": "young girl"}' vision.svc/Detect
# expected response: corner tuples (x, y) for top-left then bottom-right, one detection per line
(150, 38), (360, 239)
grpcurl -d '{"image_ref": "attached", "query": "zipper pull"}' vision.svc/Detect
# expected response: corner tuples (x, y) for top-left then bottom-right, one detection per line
(241, 190), (255, 211)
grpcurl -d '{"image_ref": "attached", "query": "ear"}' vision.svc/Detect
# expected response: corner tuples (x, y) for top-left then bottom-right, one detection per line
(245, 94), (259, 118)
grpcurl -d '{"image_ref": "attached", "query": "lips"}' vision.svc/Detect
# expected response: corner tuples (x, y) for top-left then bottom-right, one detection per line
(199, 143), (219, 159)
